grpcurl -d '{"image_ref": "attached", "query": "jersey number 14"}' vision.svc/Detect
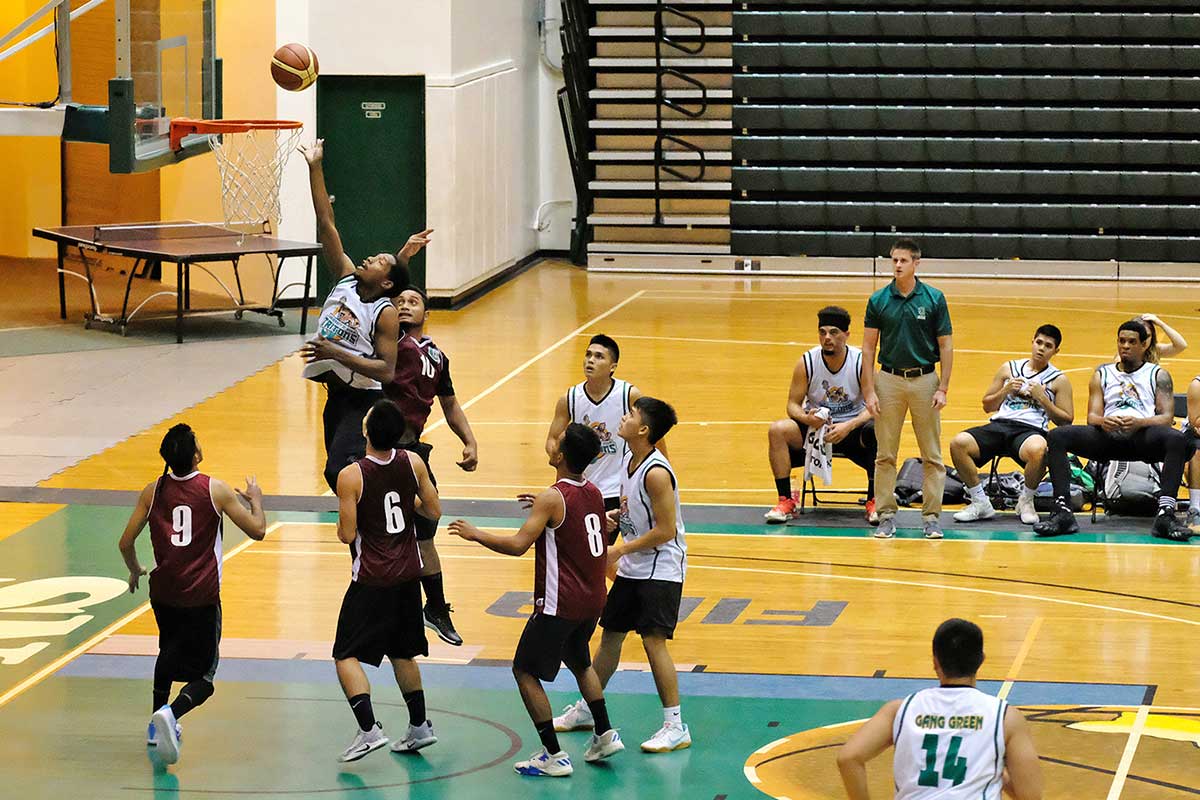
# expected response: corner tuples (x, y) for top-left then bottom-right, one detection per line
(918, 733), (968, 788)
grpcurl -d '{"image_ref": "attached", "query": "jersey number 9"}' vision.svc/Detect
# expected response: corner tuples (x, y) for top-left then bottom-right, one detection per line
(171, 505), (192, 547)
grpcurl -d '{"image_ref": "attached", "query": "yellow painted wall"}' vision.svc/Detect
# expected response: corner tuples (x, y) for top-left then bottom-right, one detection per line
(159, 1), (278, 300)
(0, 1), (62, 258)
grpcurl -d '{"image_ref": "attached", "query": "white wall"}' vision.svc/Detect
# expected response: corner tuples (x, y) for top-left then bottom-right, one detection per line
(275, 0), (572, 300)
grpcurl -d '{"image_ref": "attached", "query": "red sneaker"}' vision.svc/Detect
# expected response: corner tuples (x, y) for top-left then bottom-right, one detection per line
(765, 496), (798, 524)
(865, 498), (879, 525)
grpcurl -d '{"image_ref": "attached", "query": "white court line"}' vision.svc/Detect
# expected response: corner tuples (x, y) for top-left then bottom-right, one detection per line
(1105, 705), (1151, 800)
(321, 290), (647, 495)
(0, 521), (281, 710)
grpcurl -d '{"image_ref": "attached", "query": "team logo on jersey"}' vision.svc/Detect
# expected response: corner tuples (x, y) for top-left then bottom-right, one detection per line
(618, 495), (634, 539)
(424, 344), (443, 366)
(820, 381), (855, 418)
(1113, 378), (1145, 411)
(582, 415), (618, 458)
(915, 306), (927, 320)
(319, 302), (361, 345)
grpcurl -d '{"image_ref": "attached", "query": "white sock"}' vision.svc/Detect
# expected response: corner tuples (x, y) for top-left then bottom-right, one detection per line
(1021, 485), (1036, 500)
(663, 705), (682, 726)
(1190, 489), (1200, 511)
(966, 483), (987, 502)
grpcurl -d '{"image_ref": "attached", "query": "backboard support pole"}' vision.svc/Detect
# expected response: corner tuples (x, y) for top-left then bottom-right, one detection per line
(54, 1), (71, 103)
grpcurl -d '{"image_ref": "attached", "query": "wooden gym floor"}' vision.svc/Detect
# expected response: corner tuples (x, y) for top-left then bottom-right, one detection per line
(1, 260), (1199, 799)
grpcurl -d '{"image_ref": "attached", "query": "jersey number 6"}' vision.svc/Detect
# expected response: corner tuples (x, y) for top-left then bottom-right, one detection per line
(384, 491), (406, 534)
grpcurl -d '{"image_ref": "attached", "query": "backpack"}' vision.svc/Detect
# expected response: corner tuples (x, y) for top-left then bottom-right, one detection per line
(894, 457), (966, 506)
(1100, 461), (1161, 516)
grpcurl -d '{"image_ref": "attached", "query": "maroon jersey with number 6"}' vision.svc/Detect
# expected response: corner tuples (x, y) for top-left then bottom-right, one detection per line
(385, 334), (455, 438)
(350, 450), (424, 586)
(147, 472), (224, 607)
(535, 478), (608, 620)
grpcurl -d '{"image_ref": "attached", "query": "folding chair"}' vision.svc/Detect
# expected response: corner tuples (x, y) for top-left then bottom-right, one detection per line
(797, 453), (870, 514)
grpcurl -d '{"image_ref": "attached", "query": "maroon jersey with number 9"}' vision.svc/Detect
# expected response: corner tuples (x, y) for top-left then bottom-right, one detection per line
(147, 472), (224, 607)
(350, 450), (424, 587)
(535, 478), (608, 620)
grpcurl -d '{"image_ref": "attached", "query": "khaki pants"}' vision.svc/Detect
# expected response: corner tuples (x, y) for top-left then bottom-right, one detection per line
(874, 369), (945, 521)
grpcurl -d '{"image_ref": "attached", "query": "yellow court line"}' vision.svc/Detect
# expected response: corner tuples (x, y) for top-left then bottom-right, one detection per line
(998, 616), (1044, 700)
(0, 521), (281, 711)
(1105, 704), (1151, 800)
(321, 289), (647, 496)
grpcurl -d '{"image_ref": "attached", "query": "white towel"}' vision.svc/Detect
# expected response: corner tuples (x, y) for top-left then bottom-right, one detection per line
(804, 408), (834, 487)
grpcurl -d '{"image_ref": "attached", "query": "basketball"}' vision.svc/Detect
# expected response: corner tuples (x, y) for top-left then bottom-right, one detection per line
(271, 43), (318, 91)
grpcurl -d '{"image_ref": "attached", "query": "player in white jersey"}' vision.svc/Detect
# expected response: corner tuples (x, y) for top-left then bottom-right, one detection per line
(951, 325), (1074, 525)
(297, 138), (431, 491)
(838, 618), (1043, 800)
(1034, 321), (1192, 540)
(766, 306), (877, 524)
(553, 396), (691, 754)
(547, 335), (643, 522)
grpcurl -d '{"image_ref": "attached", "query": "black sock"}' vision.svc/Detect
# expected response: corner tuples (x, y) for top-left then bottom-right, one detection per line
(774, 478), (791, 499)
(587, 698), (612, 734)
(421, 572), (446, 609)
(153, 658), (172, 712)
(1159, 497), (1178, 514)
(169, 679), (214, 719)
(1055, 496), (1071, 513)
(535, 719), (560, 754)
(403, 689), (427, 727)
(348, 693), (376, 732)
(153, 690), (169, 713)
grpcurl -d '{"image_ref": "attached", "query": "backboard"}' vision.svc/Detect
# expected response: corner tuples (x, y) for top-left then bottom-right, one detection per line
(0, 0), (219, 173)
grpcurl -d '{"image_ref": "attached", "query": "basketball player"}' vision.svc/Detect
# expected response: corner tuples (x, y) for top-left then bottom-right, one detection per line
(297, 138), (431, 491)
(837, 618), (1043, 800)
(1033, 321), (1192, 540)
(117, 424), (268, 765)
(1185, 375), (1200, 528)
(385, 285), (478, 647)
(449, 423), (624, 777)
(332, 399), (442, 762)
(546, 334), (642, 523)
(951, 325), (1073, 525)
(765, 306), (878, 524)
(554, 397), (692, 753)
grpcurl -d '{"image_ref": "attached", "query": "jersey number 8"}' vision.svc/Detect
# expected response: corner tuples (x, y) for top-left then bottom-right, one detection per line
(584, 513), (605, 558)
(384, 491), (406, 534)
(171, 505), (192, 547)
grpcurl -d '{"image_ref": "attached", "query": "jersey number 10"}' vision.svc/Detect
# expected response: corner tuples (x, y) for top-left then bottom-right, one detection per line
(918, 733), (968, 788)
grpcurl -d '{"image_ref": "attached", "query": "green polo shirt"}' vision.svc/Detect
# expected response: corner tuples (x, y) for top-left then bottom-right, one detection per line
(863, 278), (952, 370)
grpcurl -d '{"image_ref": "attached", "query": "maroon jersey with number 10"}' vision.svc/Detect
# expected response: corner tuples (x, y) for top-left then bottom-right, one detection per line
(535, 478), (608, 620)
(147, 472), (224, 607)
(350, 450), (424, 587)
(385, 334), (455, 438)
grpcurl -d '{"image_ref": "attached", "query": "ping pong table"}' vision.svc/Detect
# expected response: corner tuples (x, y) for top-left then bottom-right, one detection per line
(32, 221), (321, 343)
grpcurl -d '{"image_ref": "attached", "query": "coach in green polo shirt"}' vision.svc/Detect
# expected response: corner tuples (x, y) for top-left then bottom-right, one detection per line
(861, 238), (954, 540)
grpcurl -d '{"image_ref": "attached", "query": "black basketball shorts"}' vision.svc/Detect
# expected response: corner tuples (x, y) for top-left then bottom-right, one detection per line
(332, 579), (428, 666)
(512, 613), (598, 682)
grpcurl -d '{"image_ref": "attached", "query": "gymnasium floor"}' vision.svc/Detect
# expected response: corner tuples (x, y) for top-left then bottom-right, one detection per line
(2, 261), (1199, 799)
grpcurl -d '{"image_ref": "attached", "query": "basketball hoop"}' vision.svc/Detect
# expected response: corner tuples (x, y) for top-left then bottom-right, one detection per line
(170, 118), (304, 232)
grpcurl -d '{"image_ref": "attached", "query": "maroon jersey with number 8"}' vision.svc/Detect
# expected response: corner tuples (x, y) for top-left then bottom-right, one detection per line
(148, 472), (224, 607)
(350, 450), (424, 587)
(535, 478), (608, 620)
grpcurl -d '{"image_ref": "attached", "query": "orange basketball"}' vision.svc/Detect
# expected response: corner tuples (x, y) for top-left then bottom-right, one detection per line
(271, 43), (318, 92)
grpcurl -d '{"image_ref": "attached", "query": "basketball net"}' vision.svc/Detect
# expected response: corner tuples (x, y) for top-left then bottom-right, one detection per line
(207, 125), (304, 233)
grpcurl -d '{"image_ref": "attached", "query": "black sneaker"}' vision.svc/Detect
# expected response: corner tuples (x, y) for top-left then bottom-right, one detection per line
(1151, 512), (1193, 542)
(423, 603), (463, 646)
(1033, 508), (1079, 537)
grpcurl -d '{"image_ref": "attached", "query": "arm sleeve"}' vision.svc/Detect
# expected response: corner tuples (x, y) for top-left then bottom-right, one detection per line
(437, 355), (455, 397)
(935, 292), (953, 336)
(863, 295), (880, 329)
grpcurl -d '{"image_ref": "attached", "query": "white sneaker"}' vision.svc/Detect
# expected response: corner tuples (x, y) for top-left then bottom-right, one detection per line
(1016, 493), (1039, 525)
(391, 720), (437, 753)
(953, 497), (996, 523)
(553, 699), (594, 732)
(514, 747), (573, 777)
(640, 722), (692, 753)
(151, 706), (181, 764)
(338, 722), (389, 762)
(584, 728), (625, 763)
(147, 719), (181, 746)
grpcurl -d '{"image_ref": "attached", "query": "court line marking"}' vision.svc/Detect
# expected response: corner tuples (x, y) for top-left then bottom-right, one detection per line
(248, 528), (1200, 623)
(998, 616), (1044, 700)
(0, 522), (281, 711)
(1105, 704), (1150, 800)
(321, 289), (647, 496)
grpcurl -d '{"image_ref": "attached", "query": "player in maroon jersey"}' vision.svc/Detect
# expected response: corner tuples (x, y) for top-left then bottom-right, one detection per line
(332, 399), (443, 762)
(448, 423), (623, 778)
(386, 285), (478, 647)
(117, 424), (267, 765)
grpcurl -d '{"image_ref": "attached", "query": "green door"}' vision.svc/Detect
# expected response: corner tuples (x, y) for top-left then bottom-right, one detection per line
(315, 75), (427, 298)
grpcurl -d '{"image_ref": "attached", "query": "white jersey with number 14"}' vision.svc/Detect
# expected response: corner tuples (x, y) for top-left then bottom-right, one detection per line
(893, 686), (1007, 800)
